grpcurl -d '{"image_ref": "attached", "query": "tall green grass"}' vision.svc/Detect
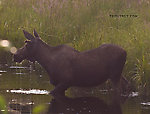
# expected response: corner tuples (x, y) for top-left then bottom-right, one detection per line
(0, 0), (150, 95)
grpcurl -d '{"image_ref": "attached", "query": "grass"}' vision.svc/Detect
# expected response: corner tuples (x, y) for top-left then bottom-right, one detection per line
(0, 0), (150, 95)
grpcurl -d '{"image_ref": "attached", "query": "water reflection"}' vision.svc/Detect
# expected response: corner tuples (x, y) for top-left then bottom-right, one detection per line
(0, 65), (150, 114)
(0, 70), (7, 73)
(7, 89), (50, 95)
(9, 102), (33, 113)
(141, 102), (150, 106)
(47, 96), (122, 114)
(9, 66), (28, 69)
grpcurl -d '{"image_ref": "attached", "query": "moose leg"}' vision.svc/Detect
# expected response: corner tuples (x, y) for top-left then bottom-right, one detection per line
(110, 66), (124, 103)
(110, 69), (122, 93)
(50, 83), (69, 97)
(110, 61), (125, 94)
(110, 77), (121, 104)
(112, 79), (121, 95)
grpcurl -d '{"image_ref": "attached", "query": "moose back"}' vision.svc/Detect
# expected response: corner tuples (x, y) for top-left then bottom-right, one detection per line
(14, 30), (127, 97)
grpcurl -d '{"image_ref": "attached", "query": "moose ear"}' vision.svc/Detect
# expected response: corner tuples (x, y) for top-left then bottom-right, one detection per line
(23, 30), (35, 41)
(33, 29), (40, 38)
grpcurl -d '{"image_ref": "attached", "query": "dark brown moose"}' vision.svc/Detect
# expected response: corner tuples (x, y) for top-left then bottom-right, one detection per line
(14, 30), (127, 97)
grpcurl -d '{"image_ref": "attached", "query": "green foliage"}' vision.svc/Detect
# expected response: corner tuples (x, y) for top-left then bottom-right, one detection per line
(0, 95), (7, 114)
(32, 104), (46, 114)
(0, 0), (150, 95)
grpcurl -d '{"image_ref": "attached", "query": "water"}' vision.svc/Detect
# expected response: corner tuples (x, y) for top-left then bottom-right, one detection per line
(0, 64), (150, 114)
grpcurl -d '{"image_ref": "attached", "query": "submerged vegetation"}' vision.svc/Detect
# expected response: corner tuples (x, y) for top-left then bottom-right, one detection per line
(0, 0), (150, 95)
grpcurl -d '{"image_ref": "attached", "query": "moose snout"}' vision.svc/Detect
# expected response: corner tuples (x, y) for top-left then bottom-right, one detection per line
(13, 53), (23, 63)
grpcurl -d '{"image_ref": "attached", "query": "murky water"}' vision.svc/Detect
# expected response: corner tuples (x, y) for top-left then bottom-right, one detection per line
(0, 64), (150, 114)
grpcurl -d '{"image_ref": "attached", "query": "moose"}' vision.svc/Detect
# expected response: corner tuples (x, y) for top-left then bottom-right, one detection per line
(14, 30), (127, 97)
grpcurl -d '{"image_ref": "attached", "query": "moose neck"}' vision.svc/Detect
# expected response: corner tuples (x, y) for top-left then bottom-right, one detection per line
(34, 40), (54, 72)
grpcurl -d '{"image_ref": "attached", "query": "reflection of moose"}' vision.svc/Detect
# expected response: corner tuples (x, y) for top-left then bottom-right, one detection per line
(14, 30), (126, 97)
(47, 96), (122, 114)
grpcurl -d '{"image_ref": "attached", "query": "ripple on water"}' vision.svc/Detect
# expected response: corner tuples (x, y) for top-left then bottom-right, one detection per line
(129, 92), (139, 97)
(13, 73), (26, 75)
(0, 70), (7, 73)
(141, 102), (150, 106)
(6, 89), (50, 95)
(9, 66), (28, 69)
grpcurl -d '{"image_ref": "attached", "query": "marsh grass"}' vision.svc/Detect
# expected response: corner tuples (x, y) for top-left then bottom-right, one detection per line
(1, 0), (150, 95)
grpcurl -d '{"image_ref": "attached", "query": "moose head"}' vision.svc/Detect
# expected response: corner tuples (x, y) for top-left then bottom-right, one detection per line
(14, 30), (40, 63)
